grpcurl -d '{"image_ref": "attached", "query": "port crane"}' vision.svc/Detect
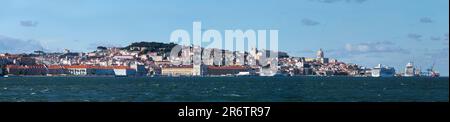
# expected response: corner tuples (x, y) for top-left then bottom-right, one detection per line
(426, 63), (440, 77)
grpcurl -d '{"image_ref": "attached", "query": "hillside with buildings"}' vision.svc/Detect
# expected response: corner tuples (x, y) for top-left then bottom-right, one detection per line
(0, 42), (439, 77)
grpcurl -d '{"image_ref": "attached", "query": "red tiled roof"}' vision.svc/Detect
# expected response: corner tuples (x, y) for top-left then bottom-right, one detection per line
(62, 65), (131, 70)
(6, 65), (26, 69)
(6, 65), (46, 69)
(63, 65), (95, 69)
(47, 65), (63, 69)
(27, 65), (46, 69)
(0, 55), (19, 58)
(109, 66), (130, 69)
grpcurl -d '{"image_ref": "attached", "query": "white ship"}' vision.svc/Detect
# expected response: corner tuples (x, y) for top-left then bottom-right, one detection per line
(404, 62), (416, 77)
(371, 64), (396, 77)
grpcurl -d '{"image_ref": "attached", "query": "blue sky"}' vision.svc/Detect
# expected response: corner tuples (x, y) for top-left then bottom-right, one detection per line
(0, 0), (448, 75)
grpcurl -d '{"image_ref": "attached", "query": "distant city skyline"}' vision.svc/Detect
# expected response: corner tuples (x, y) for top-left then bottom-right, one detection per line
(0, 0), (448, 75)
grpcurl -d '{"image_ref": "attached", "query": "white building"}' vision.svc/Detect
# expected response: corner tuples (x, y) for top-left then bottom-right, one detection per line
(114, 69), (136, 76)
(113, 55), (134, 60)
(317, 48), (324, 58)
(152, 56), (163, 62)
(64, 65), (94, 76)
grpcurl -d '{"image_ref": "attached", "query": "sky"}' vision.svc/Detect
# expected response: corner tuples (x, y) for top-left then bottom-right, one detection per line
(0, 0), (448, 75)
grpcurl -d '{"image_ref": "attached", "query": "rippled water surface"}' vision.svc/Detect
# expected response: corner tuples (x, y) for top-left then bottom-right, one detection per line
(0, 76), (448, 102)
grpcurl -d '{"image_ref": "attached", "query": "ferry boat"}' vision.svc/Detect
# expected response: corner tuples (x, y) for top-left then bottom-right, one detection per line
(371, 64), (396, 77)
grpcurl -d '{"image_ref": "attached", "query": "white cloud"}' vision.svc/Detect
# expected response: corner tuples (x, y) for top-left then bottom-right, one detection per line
(419, 17), (434, 23)
(407, 33), (422, 41)
(301, 18), (320, 26)
(20, 20), (39, 27)
(343, 41), (407, 54)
